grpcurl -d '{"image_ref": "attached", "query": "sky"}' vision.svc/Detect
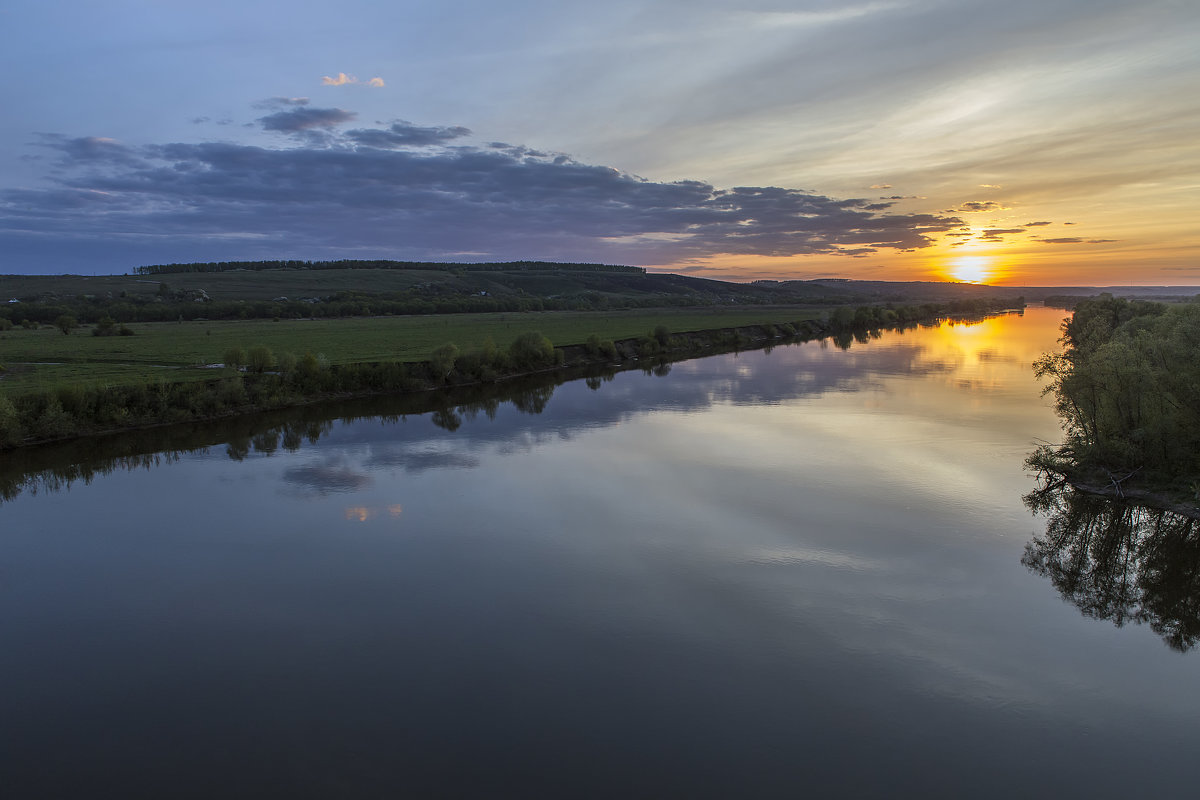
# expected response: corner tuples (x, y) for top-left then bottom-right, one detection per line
(0, 0), (1197, 286)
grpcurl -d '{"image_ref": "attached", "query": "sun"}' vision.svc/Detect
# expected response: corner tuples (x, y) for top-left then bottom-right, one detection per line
(949, 255), (993, 284)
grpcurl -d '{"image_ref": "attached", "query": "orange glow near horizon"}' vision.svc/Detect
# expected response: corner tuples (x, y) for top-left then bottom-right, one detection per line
(645, 238), (1198, 287)
(947, 255), (995, 284)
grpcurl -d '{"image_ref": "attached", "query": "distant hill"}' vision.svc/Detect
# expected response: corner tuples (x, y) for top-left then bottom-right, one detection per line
(1, 260), (1193, 326)
(132, 259), (647, 276)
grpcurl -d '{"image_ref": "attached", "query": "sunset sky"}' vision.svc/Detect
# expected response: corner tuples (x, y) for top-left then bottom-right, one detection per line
(1, 0), (1196, 285)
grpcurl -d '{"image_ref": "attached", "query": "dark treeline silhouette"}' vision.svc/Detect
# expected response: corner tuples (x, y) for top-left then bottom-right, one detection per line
(132, 259), (647, 276)
(1030, 294), (1200, 501)
(1023, 479), (1200, 652)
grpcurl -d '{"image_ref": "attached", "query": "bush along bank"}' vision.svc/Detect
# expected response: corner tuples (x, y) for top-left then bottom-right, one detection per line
(0, 299), (1022, 450)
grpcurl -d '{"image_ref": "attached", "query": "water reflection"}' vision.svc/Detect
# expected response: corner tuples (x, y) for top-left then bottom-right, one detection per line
(1023, 480), (1200, 652)
(0, 309), (1038, 506)
(14, 307), (1199, 798)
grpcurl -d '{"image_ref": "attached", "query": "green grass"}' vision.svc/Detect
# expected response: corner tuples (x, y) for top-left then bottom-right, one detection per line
(0, 306), (827, 396)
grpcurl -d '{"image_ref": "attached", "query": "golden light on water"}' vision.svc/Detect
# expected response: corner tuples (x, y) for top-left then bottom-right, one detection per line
(344, 505), (404, 523)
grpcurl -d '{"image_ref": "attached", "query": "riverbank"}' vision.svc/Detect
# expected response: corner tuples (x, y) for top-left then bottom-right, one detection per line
(0, 299), (1022, 450)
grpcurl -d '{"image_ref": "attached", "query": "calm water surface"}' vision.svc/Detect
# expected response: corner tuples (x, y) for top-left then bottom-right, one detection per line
(2, 307), (1196, 798)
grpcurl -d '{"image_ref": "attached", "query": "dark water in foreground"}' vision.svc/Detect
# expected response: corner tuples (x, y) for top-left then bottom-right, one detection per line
(2, 307), (1196, 798)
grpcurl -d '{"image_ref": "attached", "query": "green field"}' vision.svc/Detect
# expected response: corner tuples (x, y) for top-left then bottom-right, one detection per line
(0, 306), (827, 395)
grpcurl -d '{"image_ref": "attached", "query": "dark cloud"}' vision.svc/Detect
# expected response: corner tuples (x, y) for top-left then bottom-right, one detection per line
(364, 449), (481, 473)
(1023, 221), (1052, 227)
(1, 109), (965, 269)
(35, 134), (141, 166)
(345, 121), (471, 149)
(282, 457), (372, 493)
(259, 106), (356, 132)
(955, 201), (1006, 212)
(979, 227), (1025, 241)
(254, 97), (311, 109)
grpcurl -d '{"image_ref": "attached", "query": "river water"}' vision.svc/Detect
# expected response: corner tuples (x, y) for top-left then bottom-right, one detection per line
(1, 306), (1196, 798)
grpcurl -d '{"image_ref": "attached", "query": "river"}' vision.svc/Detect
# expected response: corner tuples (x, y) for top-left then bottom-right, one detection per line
(1, 305), (1196, 798)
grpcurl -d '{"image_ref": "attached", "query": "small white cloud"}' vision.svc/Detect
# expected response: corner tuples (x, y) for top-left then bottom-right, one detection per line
(322, 73), (386, 87)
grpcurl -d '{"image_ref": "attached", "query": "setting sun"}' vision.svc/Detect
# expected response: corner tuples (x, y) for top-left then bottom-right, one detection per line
(949, 255), (994, 284)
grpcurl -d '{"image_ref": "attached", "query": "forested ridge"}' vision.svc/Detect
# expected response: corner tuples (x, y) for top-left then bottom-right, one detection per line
(132, 259), (647, 276)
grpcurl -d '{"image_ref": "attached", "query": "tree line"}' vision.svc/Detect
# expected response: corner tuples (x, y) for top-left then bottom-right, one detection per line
(132, 259), (647, 276)
(1030, 294), (1200, 499)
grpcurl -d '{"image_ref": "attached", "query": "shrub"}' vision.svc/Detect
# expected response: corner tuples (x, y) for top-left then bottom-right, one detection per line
(55, 314), (77, 335)
(222, 347), (246, 371)
(431, 343), (459, 379)
(34, 397), (76, 439)
(92, 316), (118, 336)
(246, 345), (275, 373)
(218, 376), (247, 406)
(0, 393), (22, 447)
(508, 331), (556, 370)
(276, 352), (298, 377)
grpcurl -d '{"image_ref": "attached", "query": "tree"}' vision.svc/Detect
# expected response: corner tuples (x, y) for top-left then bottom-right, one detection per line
(55, 315), (77, 335)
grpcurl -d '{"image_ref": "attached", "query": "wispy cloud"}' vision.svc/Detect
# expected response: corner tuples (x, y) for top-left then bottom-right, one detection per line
(979, 227), (1025, 241)
(1038, 237), (1116, 245)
